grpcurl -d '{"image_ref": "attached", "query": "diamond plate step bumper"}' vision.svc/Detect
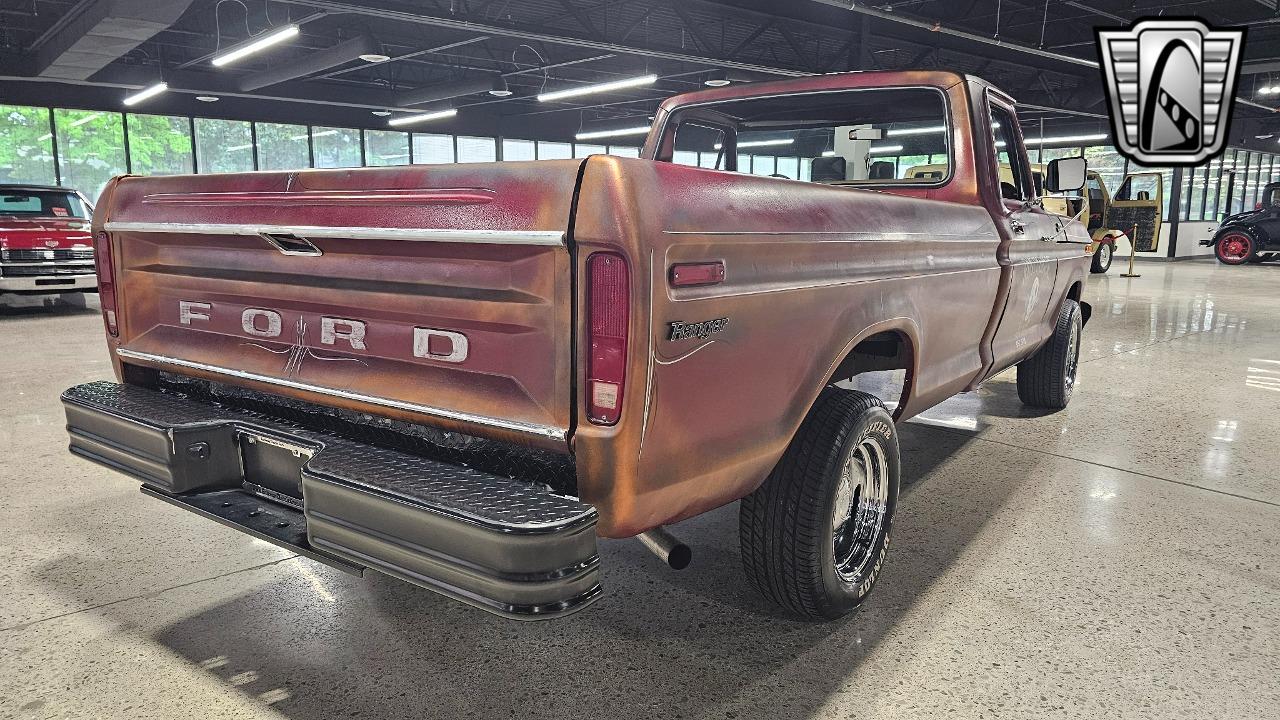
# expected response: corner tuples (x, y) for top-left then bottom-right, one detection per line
(61, 381), (601, 619)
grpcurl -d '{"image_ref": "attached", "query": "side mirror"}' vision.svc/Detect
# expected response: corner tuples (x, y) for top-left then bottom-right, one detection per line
(1046, 156), (1087, 193)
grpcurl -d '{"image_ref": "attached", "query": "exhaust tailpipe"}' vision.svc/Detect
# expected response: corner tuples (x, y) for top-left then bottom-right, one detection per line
(637, 526), (691, 570)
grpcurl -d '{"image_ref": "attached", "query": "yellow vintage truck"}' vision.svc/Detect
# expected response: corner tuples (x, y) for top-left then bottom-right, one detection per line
(907, 163), (1165, 273)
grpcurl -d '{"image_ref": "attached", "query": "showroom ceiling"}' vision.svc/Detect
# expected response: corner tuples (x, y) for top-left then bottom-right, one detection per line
(3, 0), (1280, 144)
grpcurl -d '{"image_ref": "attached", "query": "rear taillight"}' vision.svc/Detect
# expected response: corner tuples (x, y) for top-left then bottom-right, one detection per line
(586, 252), (629, 425)
(94, 231), (118, 336)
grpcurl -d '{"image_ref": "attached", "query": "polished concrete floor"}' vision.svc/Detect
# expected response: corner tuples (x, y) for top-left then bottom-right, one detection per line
(1, 260), (1277, 720)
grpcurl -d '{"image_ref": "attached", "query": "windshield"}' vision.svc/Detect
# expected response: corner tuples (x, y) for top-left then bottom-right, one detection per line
(666, 87), (950, 185)
(0, 190), (90, 219)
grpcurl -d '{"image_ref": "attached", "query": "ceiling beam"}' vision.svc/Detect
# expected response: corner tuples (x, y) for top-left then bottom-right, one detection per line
(277, 0), (812, 77)
(801, 0), (1099, 69)
(239, 34), (379, 91)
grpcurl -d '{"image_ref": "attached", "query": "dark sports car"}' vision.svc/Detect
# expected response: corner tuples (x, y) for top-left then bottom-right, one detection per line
(1204, 181), (1280, 265)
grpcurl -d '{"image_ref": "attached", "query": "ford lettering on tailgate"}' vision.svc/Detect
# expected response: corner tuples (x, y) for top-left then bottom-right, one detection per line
(177, 300), (469, 375)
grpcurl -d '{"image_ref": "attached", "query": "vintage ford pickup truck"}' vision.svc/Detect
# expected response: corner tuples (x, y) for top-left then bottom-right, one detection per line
(63, 70), (1092, 621)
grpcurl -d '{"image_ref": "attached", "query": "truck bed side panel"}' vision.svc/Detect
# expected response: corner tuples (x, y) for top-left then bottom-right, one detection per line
(571, 157), (1003, 536)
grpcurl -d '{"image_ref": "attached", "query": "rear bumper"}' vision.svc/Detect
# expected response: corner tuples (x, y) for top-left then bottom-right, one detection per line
(0, 272), (96, 292)
(61, 381), (601, 619)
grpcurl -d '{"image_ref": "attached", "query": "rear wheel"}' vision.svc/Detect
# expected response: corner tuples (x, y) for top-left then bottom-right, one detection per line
(1215, 230), (1256, 265)
(1017, 299), (1082, 409)
(1090, 240), (1113, 273)
(740, 388), (900, 621)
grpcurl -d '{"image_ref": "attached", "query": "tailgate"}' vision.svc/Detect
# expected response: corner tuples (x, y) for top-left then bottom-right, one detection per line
(99, 161), (583, 450)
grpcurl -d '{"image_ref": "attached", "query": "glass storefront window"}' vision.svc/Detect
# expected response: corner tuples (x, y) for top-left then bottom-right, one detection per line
(194, 118), (253, 173)
(1230, 153), (1248, 216)
(1083, 145), (1126, 200)
(127, 114), (193, 176)
(457, 136), (496, 163)
(1246, 152), (1264, 209)
(573, 143), (605, 158)
(1038, 146), (1080, 164)
(256, 122), (310, 170)
(673, 150), (699, 166)
(607, 145), (641, 158)
(502, 139), (536, 161)
(312, 127), (360, 168)
(412, 133), (454, 164)
(54, 108), (126, 202)
(777, 156), (800, 180)
(1187, 166), (1207, 221)
(536, 141), (572, 160)
(752, 155), (776, 176)
(0, 104), (56, 185)
(364, 129), (409, 166)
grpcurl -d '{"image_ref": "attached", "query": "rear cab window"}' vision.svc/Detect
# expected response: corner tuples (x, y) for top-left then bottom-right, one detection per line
(0, 189), (90, 219)
(663, 87), (951, 187)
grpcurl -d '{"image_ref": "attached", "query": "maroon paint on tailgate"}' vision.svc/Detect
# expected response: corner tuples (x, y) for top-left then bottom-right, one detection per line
(100, 162), (582, 451)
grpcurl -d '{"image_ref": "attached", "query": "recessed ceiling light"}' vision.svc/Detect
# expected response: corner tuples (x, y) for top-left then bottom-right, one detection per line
(489, 76), (512, 97)
(195, 95), (219, 102)
(704, 70), (730, 87)
(359, 53), (391, 63)
(371, 110), (392, 117)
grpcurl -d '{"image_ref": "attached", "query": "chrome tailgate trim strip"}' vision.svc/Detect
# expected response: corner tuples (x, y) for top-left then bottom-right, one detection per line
(104, 221), (565, 247)
(115, 348), (568, 442)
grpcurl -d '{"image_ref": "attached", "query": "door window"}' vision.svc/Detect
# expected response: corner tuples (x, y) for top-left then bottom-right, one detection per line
(988, 103), (1030, 202)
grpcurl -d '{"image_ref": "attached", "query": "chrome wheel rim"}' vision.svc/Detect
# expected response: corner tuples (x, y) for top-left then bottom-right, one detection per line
(833, 437), (890, 583)
(1065, 312), (1081, 393)
(1099, 243), (1111, 265)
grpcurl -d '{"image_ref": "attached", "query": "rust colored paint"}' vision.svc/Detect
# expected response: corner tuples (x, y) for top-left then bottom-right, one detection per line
(90, 70), (1091, 539)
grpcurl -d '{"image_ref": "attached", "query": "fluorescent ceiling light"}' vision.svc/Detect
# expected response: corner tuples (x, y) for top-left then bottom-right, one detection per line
(359, 53), (391, 63)
(537, 74), (657, 102)
(713, 138), (795, 150)
(211, 25), (300, 67)
(388, 108), (458, 127)
(196, 95), (220, 102)
(1025, 133), (1108, 145)
(371, 110), (392, 117)
(868, 144), (904, 155)
(123, 82), (168, 106)
(68, 112), (102, 128)
(821, 150), (837, 157)
(575, 125), (651, 140)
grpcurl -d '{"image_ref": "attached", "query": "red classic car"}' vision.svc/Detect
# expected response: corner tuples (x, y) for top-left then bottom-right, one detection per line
(0, 185), (98, 296)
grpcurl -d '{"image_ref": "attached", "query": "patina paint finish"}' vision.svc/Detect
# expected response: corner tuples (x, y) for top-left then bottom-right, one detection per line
(90, 70), (1091, 539)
